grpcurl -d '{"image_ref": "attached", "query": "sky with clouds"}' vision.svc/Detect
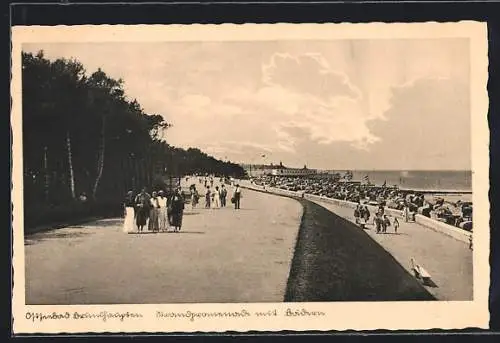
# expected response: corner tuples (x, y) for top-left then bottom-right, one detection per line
(23, 38), (471, 170)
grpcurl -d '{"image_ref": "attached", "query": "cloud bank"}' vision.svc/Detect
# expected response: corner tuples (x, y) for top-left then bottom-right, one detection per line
(23, 39), (471, 170)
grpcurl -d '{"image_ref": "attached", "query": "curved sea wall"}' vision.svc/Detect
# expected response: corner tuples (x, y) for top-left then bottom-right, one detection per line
(240, 182), (471, 244)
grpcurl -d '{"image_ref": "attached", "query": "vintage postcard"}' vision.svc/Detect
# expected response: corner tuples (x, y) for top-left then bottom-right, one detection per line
(11, 22), (490, 334)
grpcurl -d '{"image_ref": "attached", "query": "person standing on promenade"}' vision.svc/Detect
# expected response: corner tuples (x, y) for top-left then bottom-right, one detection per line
(233, 184), (241, 210)
(378, 203), (385, 216)
(170, 187), (185, 232)
(157, 190), (168, 232)
(374, 212), (383, 233)
(123, 190), (136, 233)
(148, 191), (160, 232)
(363, 205), (370, 224)
(354, 204), (361, 225)
(393, 216), (400, 233)
(135, 187), (151, 233)
(403, 202), (410, 222)
(220, 185), (227, 207)
(205, 186), (211, 208)
(213, 186), (221, 209)
(190, 185), (199, 209)
(382, 215), (391, 233)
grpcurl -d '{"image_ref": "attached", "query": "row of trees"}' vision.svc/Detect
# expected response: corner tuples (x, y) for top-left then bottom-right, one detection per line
(22, 51), (246, 209)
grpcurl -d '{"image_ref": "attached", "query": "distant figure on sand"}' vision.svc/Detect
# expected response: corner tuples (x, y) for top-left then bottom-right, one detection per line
(233, 184), (241, 209)
(123, 190), (136, 233)
(135, 188), (151, 233)
(170, 188), (185, 232)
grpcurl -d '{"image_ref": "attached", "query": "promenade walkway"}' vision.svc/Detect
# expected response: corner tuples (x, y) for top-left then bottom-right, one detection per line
(309, 200), (473, 301)
(24, 179), (302, 304)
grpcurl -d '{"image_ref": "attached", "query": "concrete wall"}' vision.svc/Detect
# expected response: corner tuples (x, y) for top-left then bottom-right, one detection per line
(240, 181), (472, 244)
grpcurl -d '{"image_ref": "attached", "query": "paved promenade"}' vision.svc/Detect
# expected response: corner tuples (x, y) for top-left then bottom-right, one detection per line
(306, 200), (473, 301)
(25, 180), (302, 304)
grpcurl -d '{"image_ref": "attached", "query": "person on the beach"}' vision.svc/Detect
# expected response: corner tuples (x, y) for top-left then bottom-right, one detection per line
(134, 187), (151, 233)
(170, 187), (185, 232)
(233, 184), (241, 209)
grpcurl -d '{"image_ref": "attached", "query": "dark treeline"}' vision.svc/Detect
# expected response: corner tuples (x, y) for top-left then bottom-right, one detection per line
(22, 51), (246, 227)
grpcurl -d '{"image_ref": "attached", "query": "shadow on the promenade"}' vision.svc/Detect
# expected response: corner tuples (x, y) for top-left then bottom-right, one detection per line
(127, 231), (206, 235)
(81, 219), (124, 227)
(25, 231), (94, 245)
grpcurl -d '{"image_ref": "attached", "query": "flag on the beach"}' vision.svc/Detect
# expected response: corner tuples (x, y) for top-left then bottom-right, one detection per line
(382, 180), (387, 188)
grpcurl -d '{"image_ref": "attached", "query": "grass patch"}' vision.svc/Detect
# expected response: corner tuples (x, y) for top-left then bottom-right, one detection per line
(284, 198), (435, 302)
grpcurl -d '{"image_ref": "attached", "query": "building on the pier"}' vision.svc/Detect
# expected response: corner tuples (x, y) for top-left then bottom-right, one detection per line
(270, 162), (317, 177)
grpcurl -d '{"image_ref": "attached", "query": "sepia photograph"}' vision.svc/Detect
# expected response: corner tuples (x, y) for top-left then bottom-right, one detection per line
(11, 22), (490, 333)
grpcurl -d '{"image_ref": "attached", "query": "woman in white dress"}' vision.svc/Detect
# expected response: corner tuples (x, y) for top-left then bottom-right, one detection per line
(157, 190), (168, 232)
(212, 186), (221, 209)
(123, 191), (137, 233)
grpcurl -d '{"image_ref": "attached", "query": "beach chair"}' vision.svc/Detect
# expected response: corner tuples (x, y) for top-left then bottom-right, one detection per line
(410, 258), (432, 285)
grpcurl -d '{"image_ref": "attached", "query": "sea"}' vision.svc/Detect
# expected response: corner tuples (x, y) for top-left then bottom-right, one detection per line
(342, 170), (472, 192)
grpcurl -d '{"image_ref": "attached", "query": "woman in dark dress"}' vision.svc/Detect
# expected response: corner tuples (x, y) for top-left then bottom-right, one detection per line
(135, 188), (151, 233)
(170, 188), (185, 232)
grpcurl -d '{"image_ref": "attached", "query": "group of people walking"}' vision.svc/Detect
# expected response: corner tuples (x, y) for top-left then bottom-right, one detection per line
(123, 186), (185, 233)
(123, 177), (244, 234)
(354, 203), (399, 234)
(189, 179), (242, 210)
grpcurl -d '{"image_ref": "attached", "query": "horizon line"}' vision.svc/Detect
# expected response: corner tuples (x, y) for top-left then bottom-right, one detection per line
(236, 163), (472, 172)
